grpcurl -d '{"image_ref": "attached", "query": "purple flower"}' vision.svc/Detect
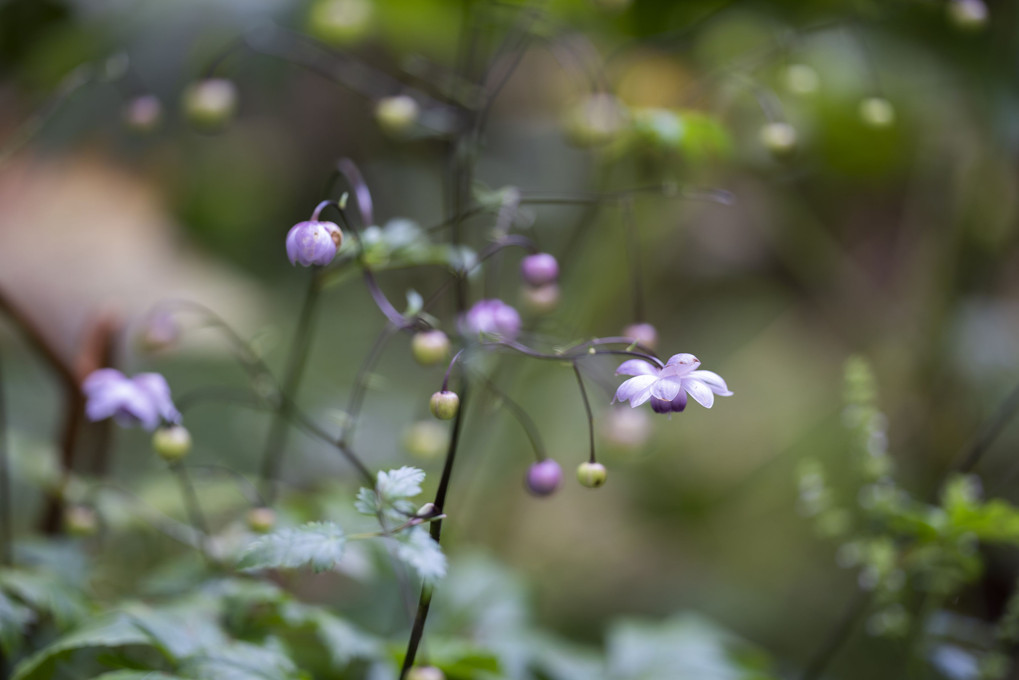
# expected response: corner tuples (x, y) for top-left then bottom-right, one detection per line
(520, 253), (559, 287)
(613, 353), (732, 413)
(462, 299), (521, 340)
(82, 369), (180, 431)
(286, 221), (343, 267)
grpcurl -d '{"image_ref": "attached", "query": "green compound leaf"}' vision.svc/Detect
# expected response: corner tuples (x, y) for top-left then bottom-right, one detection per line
(237, 522), (347, 573)
(394, 528), (447, 585)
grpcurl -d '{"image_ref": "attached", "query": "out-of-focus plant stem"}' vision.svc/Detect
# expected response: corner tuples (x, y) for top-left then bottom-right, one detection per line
(258, 271), (322, 505)
(0, 351), (11, 566)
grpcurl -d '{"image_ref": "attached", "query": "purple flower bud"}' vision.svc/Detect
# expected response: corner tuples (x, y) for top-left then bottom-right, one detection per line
(82, 369), (180, 431)
(622, 322), (658, 350)
(526, 459), (563, 497)
(521, 253), (559, 286)
(462, 299), (521, 340)
(123, 95), (163, 133)
(650, 390), (687, 414)
(138, 310), (179, 354)
(286, 220), (343, 267)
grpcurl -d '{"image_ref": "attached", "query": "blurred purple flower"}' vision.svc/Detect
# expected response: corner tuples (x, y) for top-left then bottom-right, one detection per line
(286, 220), (343, 267)
(462, 299), (521, 340)
(520, 253), (559, 287)
(82, 369), (180, 430)
(613, 353), (732, 413)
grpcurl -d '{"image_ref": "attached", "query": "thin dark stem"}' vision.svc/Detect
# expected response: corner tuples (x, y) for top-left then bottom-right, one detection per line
(441, 350), (466, 392)
(483, 338), (662, 368)
(401, 379), (469, 677)
(475, 373), (545, 461)
(0, 352), (11, 565)
(170, 462), (213, 567)
(800, 591), (871, 680)
(258, 272), (322, 504)
(573, 364), (596, 464)
(952, 379), (1019, 475)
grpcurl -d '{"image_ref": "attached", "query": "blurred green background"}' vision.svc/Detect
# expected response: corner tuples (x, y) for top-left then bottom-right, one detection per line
(2, 0), (1019, 678)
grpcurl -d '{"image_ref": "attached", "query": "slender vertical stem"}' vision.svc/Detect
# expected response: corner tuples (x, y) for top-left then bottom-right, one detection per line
(400, 381), (469, 677)
(0, 352), (11, 565)
(170, 462), (213, 566)
(258, 272), (323, 504)
(573, 364), (596, 463)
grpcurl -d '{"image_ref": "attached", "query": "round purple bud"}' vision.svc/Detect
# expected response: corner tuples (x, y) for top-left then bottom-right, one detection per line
(123, 95), (163, 133)
(521, 253), (559, 287)
(526, 459), (563, 497)
(463, 299), (522, 340)
(286, 221), (343, 267)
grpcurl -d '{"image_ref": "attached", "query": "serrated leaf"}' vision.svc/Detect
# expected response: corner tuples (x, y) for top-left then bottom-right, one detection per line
(124, 602), (228, 660)
(281, 603), (382, 669)
(354, 488), (379, 516)
(237, 523), (347, 573)
(11, 614), (155, 680)
(394, 529), (446, 584)
(377, 467), (424, 501)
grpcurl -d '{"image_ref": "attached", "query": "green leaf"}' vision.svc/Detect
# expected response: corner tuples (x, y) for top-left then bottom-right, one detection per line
(0, 569), (88, 629)
(394, 528), (446, 584)
(377, 467), (425, 500)
(354, 488), (380, 516)
(11, 614), (155, 680)
(91, 673), (188, 680)
(280, 603), (382, 669)
(0, 589), (35, 656)
(237, 522), (347, 573)
(179, 639), (307, 680)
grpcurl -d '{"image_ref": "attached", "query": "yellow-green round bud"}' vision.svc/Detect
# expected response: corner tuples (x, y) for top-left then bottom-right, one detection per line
(411, 330), (451, 366)
(577, 461), (607, 488)
(183, 78), (238, 131)
(152, 425), (192, 463)
(246, 507), (276, 534)
(403, 421), (448, 460)
(759, 121), (797, 158)
(65, 505), (99, 537)
(858, 97), (895, 128)
(430, 391), (460, 420)
(375, 95), (420, 137)
(308, 0), (373, 45)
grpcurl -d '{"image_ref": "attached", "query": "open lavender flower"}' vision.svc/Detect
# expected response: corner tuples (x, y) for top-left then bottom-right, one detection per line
(286, 220), (343, 267)
(82, 369), (180, 431)
(613, 353), (732, 414)
(462, 299), (521, 340)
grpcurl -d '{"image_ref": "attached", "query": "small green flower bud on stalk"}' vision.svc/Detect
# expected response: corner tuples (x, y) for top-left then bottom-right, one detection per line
(375, 95), (420, 137)
(247, 507), (276, 533)
(577, 461), (607, 488)
(183, 78), (238, 131)
(759, 121), (797, 158)
(411, 330), (451, 366)
(430, 391), (460, 420)
(406, 667), (445, 680)
(403, 421), (448, 460)
(65, 505), (99, 537)
(152, 425), (192, 463)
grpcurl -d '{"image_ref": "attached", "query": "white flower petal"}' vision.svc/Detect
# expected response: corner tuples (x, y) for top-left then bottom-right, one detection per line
(630, 386), (656, 408)
(650, 378), (681, 401)
(684, 377), (715, 408)
(688, 370), (733, 396)
(661, 353), (700, 378)
(613, 375), (657, 404)
(615, 359), (658, 377)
